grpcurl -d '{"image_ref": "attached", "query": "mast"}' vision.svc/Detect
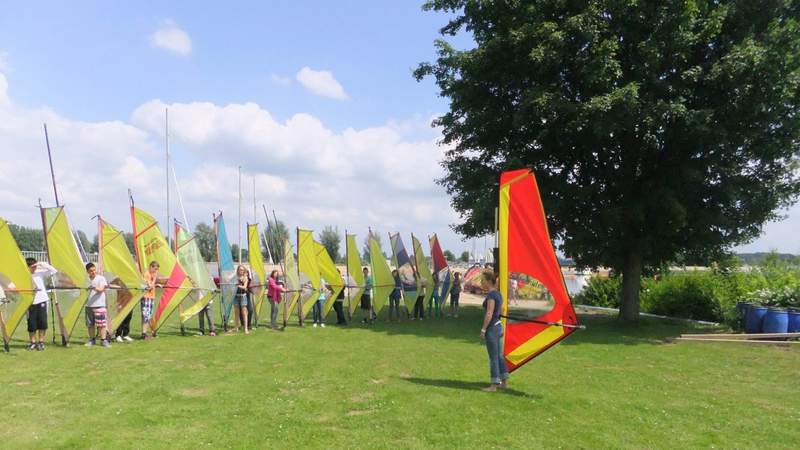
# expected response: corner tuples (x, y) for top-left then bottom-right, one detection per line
(238, 166), (242, 264)
(43, 123), (60, 207)
(262, 204), (274, 265)
(345, 229), (351, 321)
(272, 209), (288, 328)
(165, 108), (171, 248)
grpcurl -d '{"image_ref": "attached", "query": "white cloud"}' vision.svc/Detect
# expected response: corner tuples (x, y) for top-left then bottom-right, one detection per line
(295, 67), (348, 100)
(150, 20), (192, 56)
(0, 51), (9, 73)
(0, 74), (471, 254)
(0, 72), (8, 106)
(270, 74), (291, 87)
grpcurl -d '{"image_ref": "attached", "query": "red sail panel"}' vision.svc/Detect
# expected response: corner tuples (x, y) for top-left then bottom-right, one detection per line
(430, 235), (448, 273)
(500, 168), (579, 372)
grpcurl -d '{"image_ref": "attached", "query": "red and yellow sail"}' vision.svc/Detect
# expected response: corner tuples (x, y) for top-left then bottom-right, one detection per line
(499, 169), (579, 372)
(130, 207), (192, 331)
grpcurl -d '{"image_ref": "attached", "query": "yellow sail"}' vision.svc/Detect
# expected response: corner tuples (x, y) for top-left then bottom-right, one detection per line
(369, 235), (394, 313)
(297, 229), (320, 321)
(412, 234), (435, 307)
(247, 224), (267, 322)
(314, 240), (344, 316)
(282, 237), (301, 318)
(0, 217), (35, 349)
(42, 206), (89, 344)
(131, 207), (192, 331)
(175, 223), (217, 322)
(346, 234), (365, 315)
(98, 218), (144, 330)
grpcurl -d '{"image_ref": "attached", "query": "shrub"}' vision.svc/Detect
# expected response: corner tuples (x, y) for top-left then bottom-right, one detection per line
(641, 273), (722, 322)
(573, 276), (621, 308)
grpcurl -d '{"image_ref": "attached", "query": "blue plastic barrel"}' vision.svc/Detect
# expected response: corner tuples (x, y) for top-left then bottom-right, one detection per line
(736, 302), (751, 328)
(762, 308), (789, 334)
(787, 309), (800, 333)
(745, 305), (768, 333)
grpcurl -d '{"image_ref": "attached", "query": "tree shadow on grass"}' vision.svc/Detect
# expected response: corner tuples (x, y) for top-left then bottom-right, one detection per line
(401, 376), (537, 398)
(335, 305), (712, 348)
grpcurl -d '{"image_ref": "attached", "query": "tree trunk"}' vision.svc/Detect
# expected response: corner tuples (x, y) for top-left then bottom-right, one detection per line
(619, 247), (642, 322)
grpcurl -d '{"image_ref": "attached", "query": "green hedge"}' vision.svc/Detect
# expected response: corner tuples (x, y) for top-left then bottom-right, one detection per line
(572, 256), (800, 327)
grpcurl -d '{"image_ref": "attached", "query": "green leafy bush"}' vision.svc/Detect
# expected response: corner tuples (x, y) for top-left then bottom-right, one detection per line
(641, 273), (722, 322)
(573, 276), (621, 308)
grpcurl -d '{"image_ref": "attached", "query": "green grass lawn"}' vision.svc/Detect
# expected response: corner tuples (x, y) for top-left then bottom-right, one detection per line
(2, 306), (799, 449)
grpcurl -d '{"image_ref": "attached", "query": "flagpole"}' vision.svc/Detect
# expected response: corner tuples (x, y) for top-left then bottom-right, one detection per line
(42, 124), (61, 344)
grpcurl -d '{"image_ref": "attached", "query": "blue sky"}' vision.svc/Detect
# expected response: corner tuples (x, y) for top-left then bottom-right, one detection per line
(0, 1), (797, 259)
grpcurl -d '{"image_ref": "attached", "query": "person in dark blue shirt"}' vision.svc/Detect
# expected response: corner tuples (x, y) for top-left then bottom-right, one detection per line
(480, 270), (508, 391)
(389, 269), (402, 321)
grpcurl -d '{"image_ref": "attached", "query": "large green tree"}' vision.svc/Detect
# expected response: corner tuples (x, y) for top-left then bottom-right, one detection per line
(318, 225), (342, 263)
(416, 1), (800, 321)
(194, 223), (216, 262)
(8, 223), (44, 252)
(264, 219), (289, 264)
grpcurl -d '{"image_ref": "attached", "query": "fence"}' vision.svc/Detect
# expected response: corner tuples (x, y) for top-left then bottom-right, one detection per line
(21, 250), (99, 263)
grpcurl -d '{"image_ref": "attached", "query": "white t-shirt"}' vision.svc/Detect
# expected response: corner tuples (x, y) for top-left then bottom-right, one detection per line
(86, 275), (108, 308)
(31, 262), (58, 305)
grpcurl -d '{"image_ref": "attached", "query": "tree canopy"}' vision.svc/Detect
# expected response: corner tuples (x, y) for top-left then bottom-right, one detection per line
(319, 225), (342, 263)
(416, 0), (800, 320)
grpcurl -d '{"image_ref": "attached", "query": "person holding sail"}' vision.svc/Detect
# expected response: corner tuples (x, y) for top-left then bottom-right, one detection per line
(479, 270), (508, 391)
(267, 269), (285, 330)
(234, 265), (251, 334)
(26, 258), (57, 351)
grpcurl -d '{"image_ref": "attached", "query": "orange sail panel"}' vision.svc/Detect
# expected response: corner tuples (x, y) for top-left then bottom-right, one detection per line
(499, 169), (579, 372)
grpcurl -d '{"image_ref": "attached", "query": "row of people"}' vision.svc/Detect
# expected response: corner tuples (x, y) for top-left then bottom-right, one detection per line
(20, 258), (463, 350)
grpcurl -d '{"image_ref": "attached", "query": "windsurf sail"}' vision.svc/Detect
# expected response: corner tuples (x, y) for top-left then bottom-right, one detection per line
(345, 233), (365, 315)
(389, 233), (419, 315)
(247, 223), (267, 323)
(98, 217), (144, 331)
(429, 233), (452, 308)
(499, 168), (580, 371)
(0, 217), (35, 350)
(130, 206), (193, 331)
(368, 233), (393, 314)
(282, 237), (301, 318)
(41, 206), (89, 344)
(175, 222), (217, 322)
(314, 240), (344, 316)
(297, 229), (319, 322)
(412, 234), (435, 308)
(214, 213), (237, 329)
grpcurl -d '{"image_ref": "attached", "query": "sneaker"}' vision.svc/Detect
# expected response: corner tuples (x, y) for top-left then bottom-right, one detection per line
(123, 336), (134, 342)
(208, 331), (217, 336)
(115, 336), (124, 343)
(101, 339), (111, 348)
(37, 342), (45, 351)
(27, 343), (37, 351)
(85, 339), (96, 347)
(320, 323), (326, 328)
(313, 323), (318, 328)
(480, 384), (499, 392)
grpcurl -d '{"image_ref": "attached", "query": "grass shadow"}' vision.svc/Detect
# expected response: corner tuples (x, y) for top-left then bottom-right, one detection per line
(401, 376), (537, 398)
